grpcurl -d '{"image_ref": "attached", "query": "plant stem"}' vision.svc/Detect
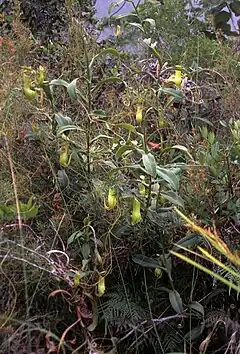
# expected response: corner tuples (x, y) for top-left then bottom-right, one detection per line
(82, 29), (92, 175)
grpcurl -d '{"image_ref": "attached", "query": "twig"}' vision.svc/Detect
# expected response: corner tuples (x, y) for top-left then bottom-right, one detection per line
(117, 313), (187, 344)
(1, 223), (41, 239)
(0, 239), (55, 265)
(0, 253), (54, 274)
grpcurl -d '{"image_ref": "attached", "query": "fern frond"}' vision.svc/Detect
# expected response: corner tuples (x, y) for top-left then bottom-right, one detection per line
(99, 290), (147, 330)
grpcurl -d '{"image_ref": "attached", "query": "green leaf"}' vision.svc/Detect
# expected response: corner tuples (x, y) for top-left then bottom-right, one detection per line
(184, 325), (204, 342)
(21, 204), (39, 220)
(67, 78), (78, 100)
(150, 47), (162, 64)
(156, 167), (179, 190)
(159, 254), (172, 277)
(142, 153), (157, 177)
(67, 231), (83, 245)
(230, 1), (240, 15)
(171, 234), (202, 253)
(220, 22), (232, 35)
(192, 116), (214, 126)
(132, 254), (162, 269)
(198, 152), (206, 165)
(50, 79), (69, 88)
(91, 110), (106, 118)
(114, 13), (139, 21)
(93, 77), (123, 92)
(171, 145), (192, 159)
(57, 125), (83, 136)
(90, 135), (114, 145)
(188, 301), (204, 317)
(87, 300), (98, 332)
(27, 196), (33, 209)
(169, 290), (183, 313)
(116, 144), (135, 160)
(42, 82), (53, 101)
(115, 123), (137, 133)
(115, 163), (147, 175)
(81, 243), (90, 260)
(165, 96), (175, 108)
(143, 39), (162, 63)
(128, 22), (144, 32)
(55, 113), (73, 127)
(143, 18), (156, 29)
(57, 169), (69, 188)
(89, 48), (121, 70)
(214, 11), (231, 26)
(158, 87), (184, 101)
(208, 131), (215, 145)
(201, 126), (208, 140)
(209, 165), (218, 177)
(161, 191), (184, 207)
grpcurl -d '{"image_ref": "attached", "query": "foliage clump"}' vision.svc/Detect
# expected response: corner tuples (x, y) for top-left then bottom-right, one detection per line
(0, 0), (240, 353)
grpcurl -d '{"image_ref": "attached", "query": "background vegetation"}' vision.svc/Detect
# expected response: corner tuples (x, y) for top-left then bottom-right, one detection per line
(0, 0), (240, 353)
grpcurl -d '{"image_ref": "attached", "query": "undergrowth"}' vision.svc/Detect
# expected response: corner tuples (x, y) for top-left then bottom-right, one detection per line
(0, 0), (240, 353)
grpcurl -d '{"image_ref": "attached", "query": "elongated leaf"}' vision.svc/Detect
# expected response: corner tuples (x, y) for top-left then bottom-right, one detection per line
(57, 169), (69, 188)
(192, 116), (214, 126)
(184, 325), (204, 342)
(67, 230), (83, 245)
(128, 22), (144, 32)
(115, 164), (147, 175)
(67, 78), (78, 100)
(91, 109), (106, 118)
(199, 247), (240, 277)
(171, 145), (192, 159)
(55, 113), (73, 127)
(27, 196), (33, 209)
(50, 79), (69, 88)
(161, 191), (184, 207)
(171, 234), (202, 253)
(156, 167), (179, 190)
(115, 13), (139, 21)
(143, 18), (156, 29)
(170, 250), (240, 292)
(115, 123), (137, 133)
(42, 82), (53, 101)
(158, 87), (184, 101)
(89, 48), (121, 70)
(87, 300), (98, 332)
(214, 11), (231, 26)
(57, 125), (83, 136)
(143, 40), (162, 63)
(93, 77), (123, 92)
(158, 286), (172, 294)
(116, 144), (135, 160)
(21, 205), (39, 220)
(132, 254), (162, 269)
(142, 153), (157, 177)
(169, 290), (183, 313)
(150, 47), (162, 63)
(55, 114), (72, 126)
(188, 301), (204, 317)
(90, 135), (113, 145)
